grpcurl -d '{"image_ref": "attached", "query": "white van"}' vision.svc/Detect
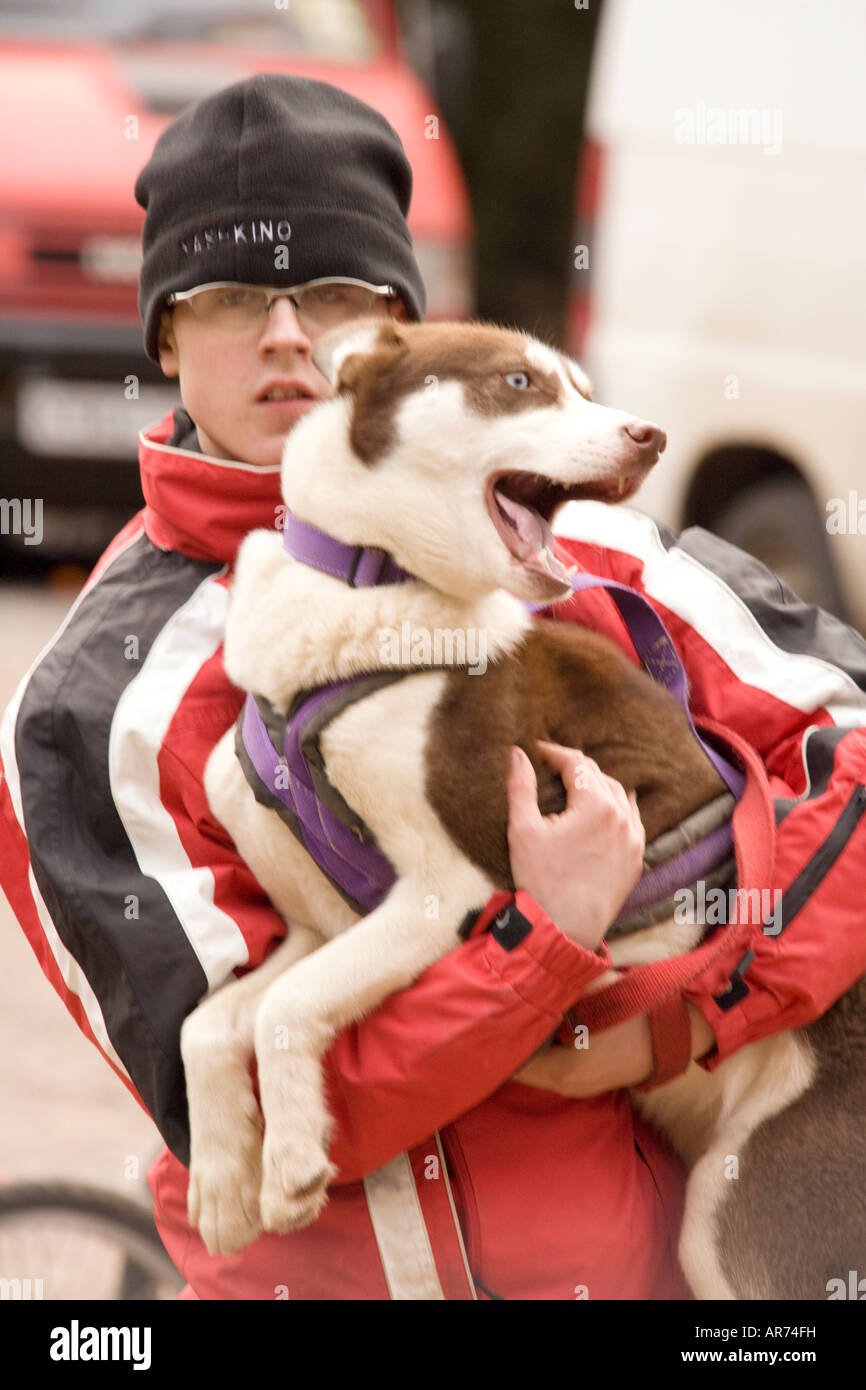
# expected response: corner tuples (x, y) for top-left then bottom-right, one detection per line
(568, 0), (866, 633)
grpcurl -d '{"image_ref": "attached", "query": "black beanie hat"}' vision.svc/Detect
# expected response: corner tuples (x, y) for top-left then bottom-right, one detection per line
(135, 74), (426, 361)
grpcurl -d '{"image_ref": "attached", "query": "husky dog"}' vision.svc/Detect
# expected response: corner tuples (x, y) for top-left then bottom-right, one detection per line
(181, 319), (865, 1300)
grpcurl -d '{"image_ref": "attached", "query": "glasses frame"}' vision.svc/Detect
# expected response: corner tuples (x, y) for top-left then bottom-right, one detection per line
(166, 276), (398, 320)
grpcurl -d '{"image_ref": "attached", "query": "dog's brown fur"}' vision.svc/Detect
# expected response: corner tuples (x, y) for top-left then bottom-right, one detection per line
(426, 618), (725, 888)
(335, 321), (592, 464)
(714, 974), (866, 1299)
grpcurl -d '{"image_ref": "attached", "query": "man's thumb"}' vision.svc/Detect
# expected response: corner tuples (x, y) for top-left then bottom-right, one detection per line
(508, 745), (536, 795)
(507, 746), (542, 833)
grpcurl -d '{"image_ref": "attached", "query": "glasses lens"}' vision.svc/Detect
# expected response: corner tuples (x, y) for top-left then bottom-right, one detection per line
(294, 284), (379, 329)
(184, 286), (267, 328)
(179, 283), (388, 331)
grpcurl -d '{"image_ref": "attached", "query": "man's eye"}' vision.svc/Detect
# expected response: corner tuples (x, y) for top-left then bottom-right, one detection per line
(307, 287), (346, 305)
(219, 290), (257, 308)
(503, 371), (532, 389)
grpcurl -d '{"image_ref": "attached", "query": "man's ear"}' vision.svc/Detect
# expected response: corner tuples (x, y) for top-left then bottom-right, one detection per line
(157, 309), (179, 377)
(312, 317), (406, 392)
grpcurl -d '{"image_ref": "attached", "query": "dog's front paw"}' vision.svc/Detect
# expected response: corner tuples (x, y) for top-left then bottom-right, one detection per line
(259, 1127), (337, 1233)
(187, 1099), (264, 1256)
(188, 1159), (263, 1257)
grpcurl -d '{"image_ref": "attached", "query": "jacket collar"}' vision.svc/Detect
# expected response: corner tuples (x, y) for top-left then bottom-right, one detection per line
(139, 407), (283, 567)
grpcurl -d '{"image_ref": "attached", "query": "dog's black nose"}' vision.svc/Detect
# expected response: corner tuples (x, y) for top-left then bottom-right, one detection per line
(624, 420), (667, 455)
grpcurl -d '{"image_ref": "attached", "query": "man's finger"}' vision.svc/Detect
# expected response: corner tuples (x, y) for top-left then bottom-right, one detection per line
(507, 745), (543, 830)
(535, 738), (596, 813)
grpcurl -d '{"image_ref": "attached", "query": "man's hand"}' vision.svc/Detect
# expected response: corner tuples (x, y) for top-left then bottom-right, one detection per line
(506, 740), (645, 951)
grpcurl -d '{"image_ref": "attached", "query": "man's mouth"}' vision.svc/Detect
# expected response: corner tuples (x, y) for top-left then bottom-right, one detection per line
(256, 380), (317, 404)
(486, 470), (639, 584)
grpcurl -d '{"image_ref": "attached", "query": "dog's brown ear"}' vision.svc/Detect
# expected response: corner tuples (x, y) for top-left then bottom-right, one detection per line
(312, 318), (406, 392)
(565, 357), (593, 401)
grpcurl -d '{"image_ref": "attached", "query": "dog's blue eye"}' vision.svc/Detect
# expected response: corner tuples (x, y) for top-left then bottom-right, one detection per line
(503, 371), (531, 389)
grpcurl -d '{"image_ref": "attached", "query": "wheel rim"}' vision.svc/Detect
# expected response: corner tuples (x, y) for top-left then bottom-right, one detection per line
(0, 1206), (183, 1300)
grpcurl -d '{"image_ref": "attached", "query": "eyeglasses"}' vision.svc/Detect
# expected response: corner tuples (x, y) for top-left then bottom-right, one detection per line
(166, 277), (397, 333)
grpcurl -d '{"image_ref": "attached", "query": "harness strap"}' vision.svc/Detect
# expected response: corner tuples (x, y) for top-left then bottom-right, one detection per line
(236, 678), (407, 915)
(632, 992), (694, 1090)
(612, 791), (736, 930)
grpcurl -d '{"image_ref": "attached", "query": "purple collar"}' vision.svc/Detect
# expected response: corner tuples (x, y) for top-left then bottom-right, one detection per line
(282, 505), (414, 588)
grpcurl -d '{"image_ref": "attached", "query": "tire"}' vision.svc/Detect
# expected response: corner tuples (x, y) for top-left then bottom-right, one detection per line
(712, 475), (848, 620)
(0, 1181), (185, 1301)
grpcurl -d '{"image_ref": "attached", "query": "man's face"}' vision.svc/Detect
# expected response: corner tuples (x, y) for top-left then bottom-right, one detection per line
(157, 286), (405, 468)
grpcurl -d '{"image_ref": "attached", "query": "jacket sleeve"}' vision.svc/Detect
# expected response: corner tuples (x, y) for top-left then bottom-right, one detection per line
(553, 511), (866, 1066)
(0, 578), (611, 1180)
(323, 891), (608, 1182)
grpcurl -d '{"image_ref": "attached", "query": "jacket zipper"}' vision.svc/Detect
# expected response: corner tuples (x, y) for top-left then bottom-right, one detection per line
(438, 1127), (486, 1294)
(777, 783), (866, 929)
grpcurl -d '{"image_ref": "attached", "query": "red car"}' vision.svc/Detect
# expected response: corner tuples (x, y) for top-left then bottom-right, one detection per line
(0, 0), (473, 558)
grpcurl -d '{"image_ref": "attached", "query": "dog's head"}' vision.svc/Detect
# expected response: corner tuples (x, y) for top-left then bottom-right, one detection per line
(280, 319), (666, 603)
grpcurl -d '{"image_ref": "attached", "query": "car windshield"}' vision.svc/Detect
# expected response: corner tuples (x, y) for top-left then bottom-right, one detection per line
(0, 0), (379, 60)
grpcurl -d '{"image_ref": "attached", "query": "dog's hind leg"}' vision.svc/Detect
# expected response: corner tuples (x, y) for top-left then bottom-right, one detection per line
(254, 867), (492, 1234)
(181, 924), (322, 1255)
(677, 1030), (816, 1299)
(692, 983), (866, 1299)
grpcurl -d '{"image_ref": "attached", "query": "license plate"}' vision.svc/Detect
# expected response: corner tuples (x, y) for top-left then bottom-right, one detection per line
(16, 378), (181, 459)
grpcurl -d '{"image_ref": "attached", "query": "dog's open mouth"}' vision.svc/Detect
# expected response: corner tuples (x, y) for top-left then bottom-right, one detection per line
(486, 470), (637, 583)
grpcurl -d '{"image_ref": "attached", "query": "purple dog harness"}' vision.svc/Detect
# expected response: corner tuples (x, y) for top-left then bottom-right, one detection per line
(235, 508), (745, 924)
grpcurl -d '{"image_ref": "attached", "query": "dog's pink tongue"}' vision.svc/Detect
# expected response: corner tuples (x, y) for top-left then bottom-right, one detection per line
(494, 488), (569, 581)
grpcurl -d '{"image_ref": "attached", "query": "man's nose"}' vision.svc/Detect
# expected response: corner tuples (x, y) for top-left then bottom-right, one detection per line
(257, 296), (312, 351)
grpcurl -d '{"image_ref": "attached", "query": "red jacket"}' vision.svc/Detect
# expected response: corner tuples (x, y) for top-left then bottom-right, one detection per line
(2, 408), (865, 1300)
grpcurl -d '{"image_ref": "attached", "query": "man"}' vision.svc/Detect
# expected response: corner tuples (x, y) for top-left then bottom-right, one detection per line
(2, 74), (865, 1300)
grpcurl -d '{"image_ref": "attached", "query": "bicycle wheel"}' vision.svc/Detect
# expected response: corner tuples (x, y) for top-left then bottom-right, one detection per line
(0, 1181), (185, 1300)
